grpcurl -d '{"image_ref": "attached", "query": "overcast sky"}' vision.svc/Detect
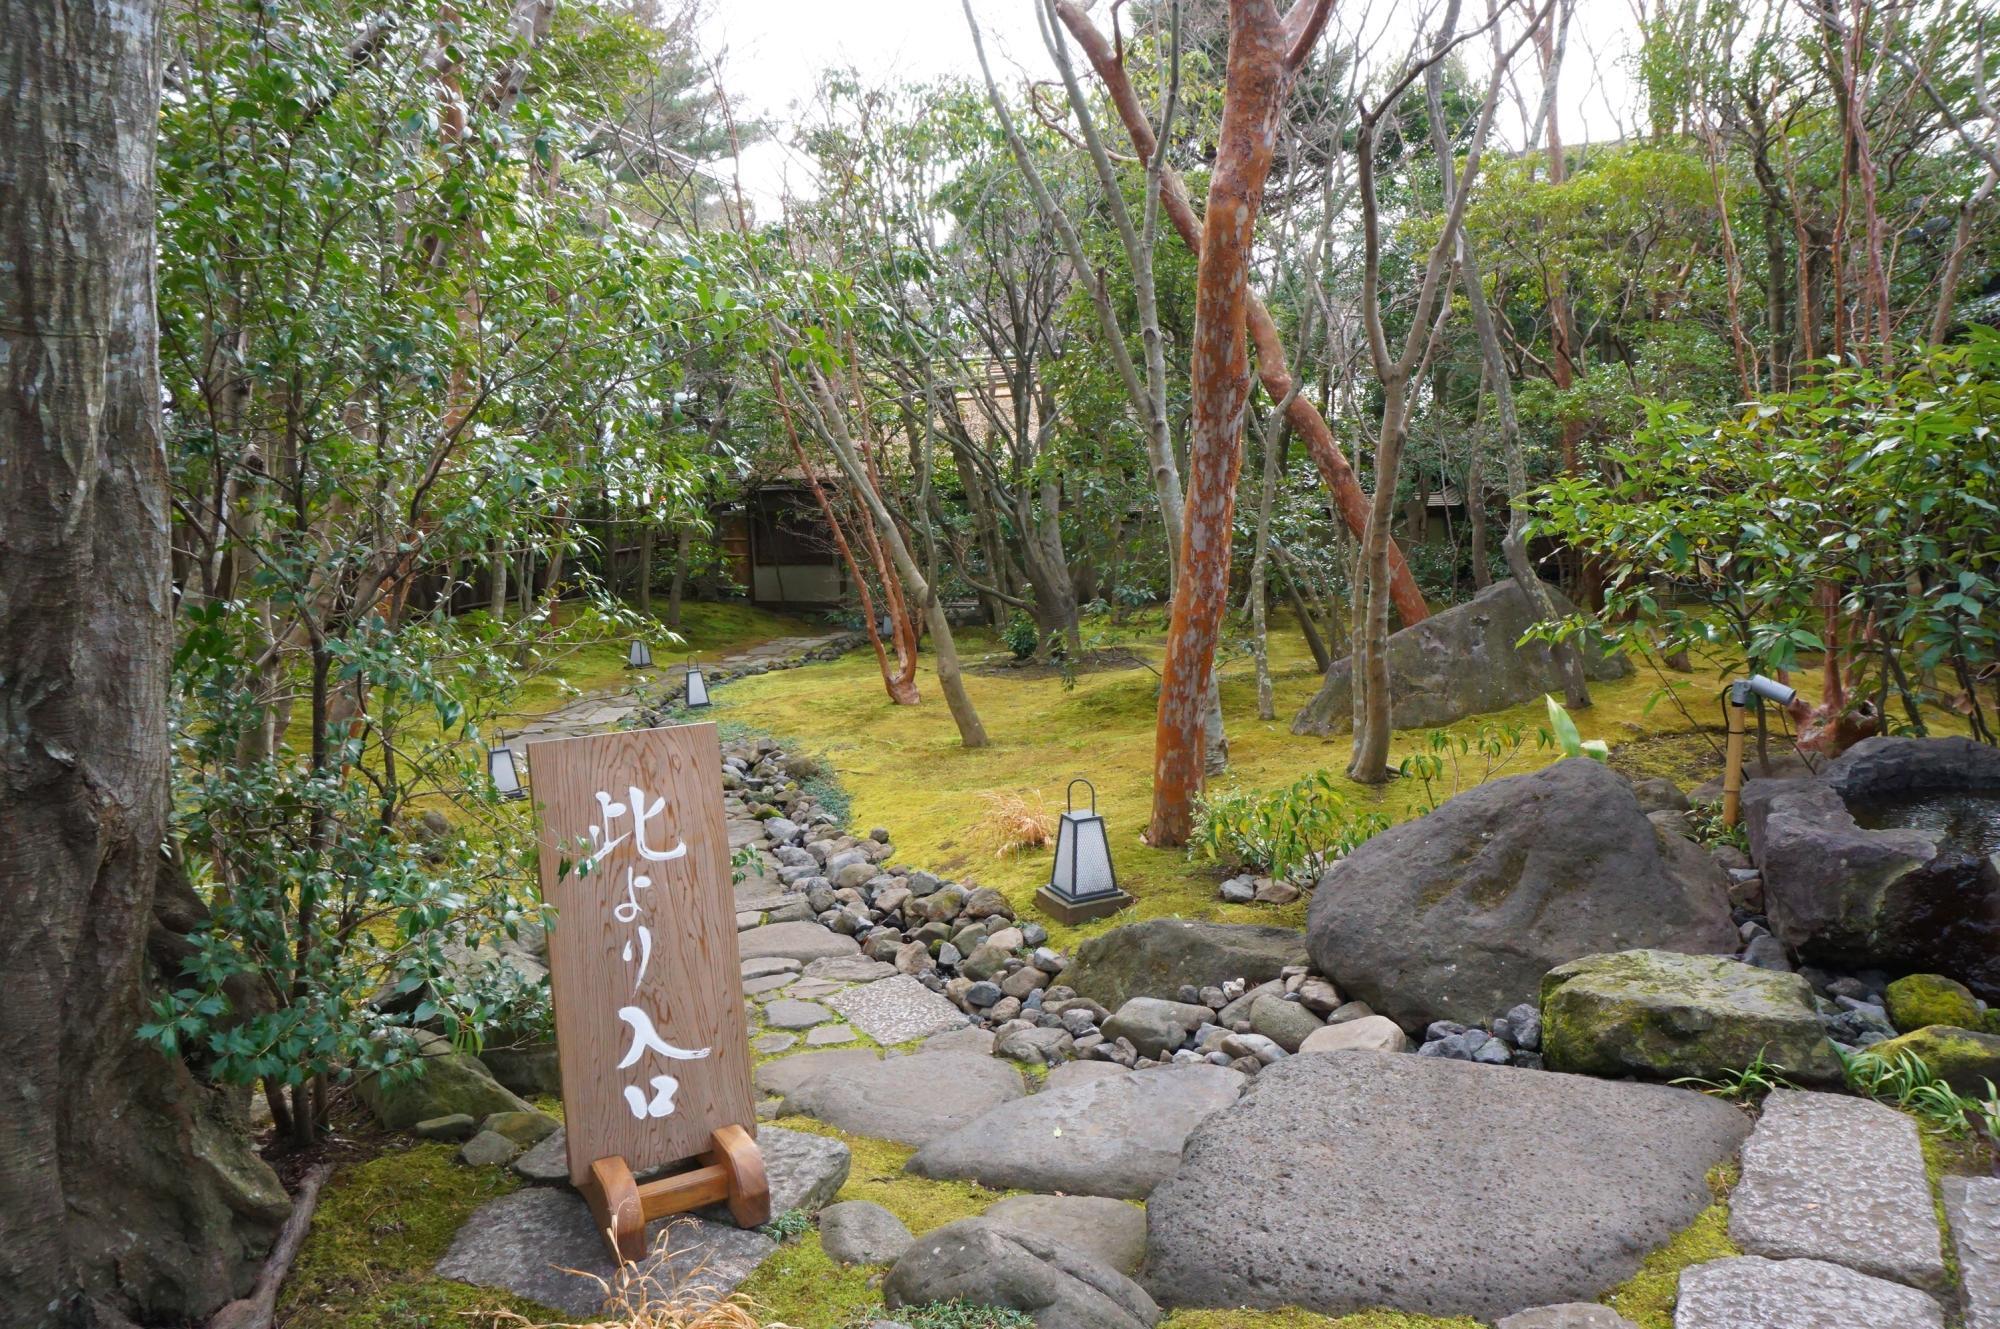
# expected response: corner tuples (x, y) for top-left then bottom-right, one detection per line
(701, 1), (1648, 220)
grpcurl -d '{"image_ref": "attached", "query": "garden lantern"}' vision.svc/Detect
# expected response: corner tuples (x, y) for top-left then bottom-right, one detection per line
(685, 657), (711, 708)
(488, 744), (527, 801)
(626, 638), (653, 670)
(1036, 778), (1134, 925)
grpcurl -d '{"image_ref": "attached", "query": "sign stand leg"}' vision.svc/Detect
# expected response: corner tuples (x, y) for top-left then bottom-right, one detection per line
(581, 1126), (772, 1264)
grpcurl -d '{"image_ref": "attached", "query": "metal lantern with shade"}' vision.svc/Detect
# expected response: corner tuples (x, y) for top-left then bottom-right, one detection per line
(487, 743), (527, 801)
(684, 657), (711, 708)
(626, 638), (653, 670)
(1035, 778), (1133, 925)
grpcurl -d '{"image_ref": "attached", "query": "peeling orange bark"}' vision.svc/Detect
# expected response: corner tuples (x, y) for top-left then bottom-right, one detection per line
(1054, 0), (1428, 629)
(1149, 0), (1333, 846)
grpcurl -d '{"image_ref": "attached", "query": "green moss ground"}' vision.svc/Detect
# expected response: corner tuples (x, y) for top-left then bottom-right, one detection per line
(707, 617), (1782, 950)
(278, 1139), (545, 1329)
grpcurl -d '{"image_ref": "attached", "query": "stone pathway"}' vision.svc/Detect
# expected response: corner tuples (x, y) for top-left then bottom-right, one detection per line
(506, 631), (856, 743)
(1670, 1085), (1979, 1326)
(433, 644), (1991, 1329)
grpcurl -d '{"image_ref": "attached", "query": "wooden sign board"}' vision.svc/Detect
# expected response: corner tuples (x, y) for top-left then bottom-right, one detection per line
(526, 722), (755, 1191)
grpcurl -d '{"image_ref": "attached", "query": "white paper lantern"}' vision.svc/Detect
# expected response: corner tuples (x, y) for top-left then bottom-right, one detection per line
(488, 745), (526, 801)
(626, 638), (653, 669)
(685, 658), (711, 708)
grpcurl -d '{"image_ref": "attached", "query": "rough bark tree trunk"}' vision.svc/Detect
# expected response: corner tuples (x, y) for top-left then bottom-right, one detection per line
(1149, 0), (1331, 845)
(1, 0), (292, 1318)
(1051, 0), (1427, 628)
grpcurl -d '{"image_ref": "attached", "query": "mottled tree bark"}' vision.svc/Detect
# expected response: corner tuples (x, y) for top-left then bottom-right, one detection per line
(1148, 0), (1331, 845)
(1, 0), (291, 1319)
(1052, 0), (1429, 628)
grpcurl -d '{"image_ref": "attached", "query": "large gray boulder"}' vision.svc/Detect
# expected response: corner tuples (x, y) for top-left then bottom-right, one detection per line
(885, 1219), (1160, 1329)
(1745, 736), (2000, 1001)
(906, 1063), (1247, 1199)
(779, 1050), (1025, 1146)
(1292, 579), (1629, 735)
(1308, 759), (1739, 1029)
(1141, 1052), (1749, 1322)
(1540, 950), (1843, 1085)
(1065, 919), (1307, 1012)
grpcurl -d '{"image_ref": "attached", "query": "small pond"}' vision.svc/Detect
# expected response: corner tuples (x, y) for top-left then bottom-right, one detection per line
(1850, 790), (2000, 861)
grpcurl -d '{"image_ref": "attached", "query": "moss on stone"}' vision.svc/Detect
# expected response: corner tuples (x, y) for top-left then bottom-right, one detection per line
(1868, 1025), (2000, 1094)
(767, 1115), (1016, 1234)
(1883, 974), (1983, 1033)
(1598, 1163), (1740, 1329)
(279, 1139), (553, 1329)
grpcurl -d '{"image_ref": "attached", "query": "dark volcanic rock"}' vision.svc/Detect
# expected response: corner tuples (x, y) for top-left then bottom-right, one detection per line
(1141, 1052), (1749, 1322)
(1308, 759), (1739, 1029)
(1292, 580), (1629, 735)
(1065, 919), (1307, 1012)
(1746, 737), (2000, 1001)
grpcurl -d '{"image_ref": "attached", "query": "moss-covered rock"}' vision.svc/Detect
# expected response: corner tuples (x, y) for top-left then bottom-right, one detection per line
(1541, 950), (1842, 1085)
(1866, 1025), (2000, 1095)
(354, 1030), (533, 1131)
(1883, 974), (1982, 1033)
(479, 1109), (559, 1148)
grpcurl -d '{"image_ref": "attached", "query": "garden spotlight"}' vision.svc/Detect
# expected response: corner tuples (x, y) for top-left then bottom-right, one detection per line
(1721, 674), (1798, 828)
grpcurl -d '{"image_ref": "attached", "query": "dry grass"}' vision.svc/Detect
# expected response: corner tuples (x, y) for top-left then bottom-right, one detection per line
(976, 789), (1055, 857)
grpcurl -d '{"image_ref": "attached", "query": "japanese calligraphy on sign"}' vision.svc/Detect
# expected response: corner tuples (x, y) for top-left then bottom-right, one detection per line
(526, 722), (755, 1188)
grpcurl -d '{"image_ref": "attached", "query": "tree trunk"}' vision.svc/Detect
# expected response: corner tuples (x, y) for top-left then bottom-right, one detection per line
(1149, 0), (1327, 845)
(667, 526), (689, 631)
(1051, 0), (1426, 628)
(1247, 410), (1286, 721)
(1, 0), (292, 1318)
(489, 537), (508, 616)
(804, 367), (986, 746)
(636, 522), (654, 616)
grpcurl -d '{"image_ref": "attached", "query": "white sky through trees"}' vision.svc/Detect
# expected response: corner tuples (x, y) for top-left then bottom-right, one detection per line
(703, 0), (1647, 220)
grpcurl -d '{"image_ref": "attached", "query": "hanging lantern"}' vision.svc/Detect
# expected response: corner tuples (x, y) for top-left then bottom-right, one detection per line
(1035, 778), (1133, 925)
(685, 657), (711, 708)
(488, 744), (527, 801)
(626, 638), (653, 670)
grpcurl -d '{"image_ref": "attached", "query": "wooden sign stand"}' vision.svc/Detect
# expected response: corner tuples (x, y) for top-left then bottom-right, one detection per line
(526, 722), (771, 1264)
(583, 1125), (770, 1263)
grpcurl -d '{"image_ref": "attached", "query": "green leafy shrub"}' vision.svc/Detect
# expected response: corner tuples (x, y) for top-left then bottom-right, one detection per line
(1191, 771), (1389, 884)
(1002, 613), (1040, 661)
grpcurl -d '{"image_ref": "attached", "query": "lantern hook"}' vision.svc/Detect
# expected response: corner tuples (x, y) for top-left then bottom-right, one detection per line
(1066, 778), (1096, 815)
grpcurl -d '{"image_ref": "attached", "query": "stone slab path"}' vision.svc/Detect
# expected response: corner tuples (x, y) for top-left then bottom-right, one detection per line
(1675, 1256), (1944, 1329)
(1947, 1175), (2000, 1329)
(1727, 1089), (1946, 1293)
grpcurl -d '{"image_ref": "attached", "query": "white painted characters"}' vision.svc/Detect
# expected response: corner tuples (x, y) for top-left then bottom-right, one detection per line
(588, 783), (711, 1122)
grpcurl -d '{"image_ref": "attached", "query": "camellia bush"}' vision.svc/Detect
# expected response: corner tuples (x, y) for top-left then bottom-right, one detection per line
(1530, 329), (2000, 740)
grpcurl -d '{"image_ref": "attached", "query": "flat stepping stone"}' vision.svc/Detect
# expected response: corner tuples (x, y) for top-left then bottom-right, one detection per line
(907, 1063), (1247, 1200)
(1142, 1051), (1749, 1322)
(1042, 1060), (1130, 1093)
(1675, 1256), (1944, 1328)
(742, 973), (795, 997)
(1946, 1175), (2000, 1329)
(781, 1050), (1026, 1146)
(752, 1032), (796, 1054)
(735, 911), (762, 931)
(736, 921), (860, 964)
(982, 1194), (1148, 1276)
(1730, 1089), (1945, 1292)
(786, 978), (845, 1000)
(922, 1026), (994, 1056)
(742, 957), (802, 979)
(763, 999), (832, 1030)
(803, 956), (899, 983)
(1497, 1307), (1639, 1329)
(826, 973), (970, 1045)
(436, 1188), (775, 1318)
(755, 1048), (883, 1099)
(804, 1024), (856, 1046)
